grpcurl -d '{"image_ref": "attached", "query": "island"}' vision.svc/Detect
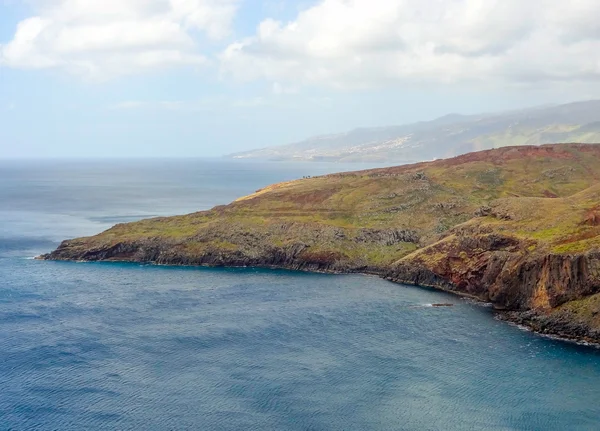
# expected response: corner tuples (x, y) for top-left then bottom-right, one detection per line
(41, 144), (600, 343)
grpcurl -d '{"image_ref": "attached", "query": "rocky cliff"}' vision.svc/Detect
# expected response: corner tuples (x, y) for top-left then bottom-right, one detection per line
(42, 144), (600, 343)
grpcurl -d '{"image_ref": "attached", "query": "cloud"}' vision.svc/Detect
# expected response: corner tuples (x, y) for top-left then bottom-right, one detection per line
(109, 97), (266, 111)
(271, 82), (298, 95)
(220, 0), (600, 89)
(110, 99), (201, 111)
(108, 93), (332, 112)
(231, 96), (268, 108)
(0, 0), (240, 78)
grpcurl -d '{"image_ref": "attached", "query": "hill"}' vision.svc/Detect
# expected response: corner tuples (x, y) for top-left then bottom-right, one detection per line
(43, 144), (600, 343)
(228, 100), (600, 163)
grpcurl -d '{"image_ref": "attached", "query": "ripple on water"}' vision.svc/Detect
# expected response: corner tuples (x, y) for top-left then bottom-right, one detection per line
(4, 262), (599, 429)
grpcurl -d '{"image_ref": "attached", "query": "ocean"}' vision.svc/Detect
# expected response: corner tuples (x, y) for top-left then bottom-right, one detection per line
(1, 159), (600, 430)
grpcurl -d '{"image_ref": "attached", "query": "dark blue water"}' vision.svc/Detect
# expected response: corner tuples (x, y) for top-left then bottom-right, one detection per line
(1, 160), (600, 430)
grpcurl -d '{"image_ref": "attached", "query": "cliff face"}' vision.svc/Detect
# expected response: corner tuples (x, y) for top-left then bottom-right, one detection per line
(42, 144), (600, 343)
(385, 232), (600, 341)
(48, 224), (421, 273)
(388, 234), (600, 309)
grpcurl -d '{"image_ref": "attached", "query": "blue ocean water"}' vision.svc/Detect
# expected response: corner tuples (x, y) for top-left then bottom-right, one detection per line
(1, 159), (600, 431)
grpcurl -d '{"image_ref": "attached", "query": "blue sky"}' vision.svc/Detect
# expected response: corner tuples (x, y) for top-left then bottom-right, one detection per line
(1, 0), (600, 158)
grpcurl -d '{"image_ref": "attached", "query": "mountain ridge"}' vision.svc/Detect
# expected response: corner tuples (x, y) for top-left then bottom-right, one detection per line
(229, 100), (600, 163)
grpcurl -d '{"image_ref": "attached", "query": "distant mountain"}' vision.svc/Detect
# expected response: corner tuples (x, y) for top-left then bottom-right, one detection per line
(228, 100), (600, 163)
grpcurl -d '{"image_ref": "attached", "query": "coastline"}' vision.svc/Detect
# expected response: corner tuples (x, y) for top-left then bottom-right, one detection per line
(36, 145), (600, 347)
(37, 254), (600, 346)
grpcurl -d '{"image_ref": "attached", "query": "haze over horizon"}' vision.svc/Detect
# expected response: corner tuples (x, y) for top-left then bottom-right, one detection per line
(2, 0), (600, 159)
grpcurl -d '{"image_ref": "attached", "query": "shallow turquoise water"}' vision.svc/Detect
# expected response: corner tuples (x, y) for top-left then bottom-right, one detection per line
(1, 160), (600, 430)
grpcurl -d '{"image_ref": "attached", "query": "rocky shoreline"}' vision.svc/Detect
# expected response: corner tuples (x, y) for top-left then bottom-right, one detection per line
(39, 246), (600, 345)
(497, 310), (600, 346)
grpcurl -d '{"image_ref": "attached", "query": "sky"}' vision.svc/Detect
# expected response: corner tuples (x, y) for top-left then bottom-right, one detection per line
(1, 0), (600, 159)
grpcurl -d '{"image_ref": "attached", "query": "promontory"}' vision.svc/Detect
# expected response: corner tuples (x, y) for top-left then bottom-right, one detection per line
(41, 144), (600, 343)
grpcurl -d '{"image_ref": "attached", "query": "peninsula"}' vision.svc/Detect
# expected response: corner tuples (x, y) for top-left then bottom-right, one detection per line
(42, 144), (600, 343)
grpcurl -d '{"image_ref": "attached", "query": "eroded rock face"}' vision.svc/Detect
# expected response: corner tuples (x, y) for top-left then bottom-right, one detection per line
(44, 228), (382, 274)
(387, 236), (600, 314)
(482, 252), (600, 310)
(354, 229), (420, 245)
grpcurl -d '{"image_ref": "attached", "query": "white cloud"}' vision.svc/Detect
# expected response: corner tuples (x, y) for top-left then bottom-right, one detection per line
(271, 82), (298, 95)
(108, 93), (332, 112)
(231, 96), (268, 108)
(0, 0), (240, 78)
(109, 96), (266, 111)
(220, 0), (600, 89)
(111, 99), (197, 111)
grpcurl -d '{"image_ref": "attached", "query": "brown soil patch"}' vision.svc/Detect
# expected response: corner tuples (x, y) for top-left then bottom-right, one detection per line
(583, 206), (600, 227)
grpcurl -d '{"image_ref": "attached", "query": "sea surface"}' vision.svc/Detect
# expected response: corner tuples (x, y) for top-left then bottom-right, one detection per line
(1, 159), (600, 431)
